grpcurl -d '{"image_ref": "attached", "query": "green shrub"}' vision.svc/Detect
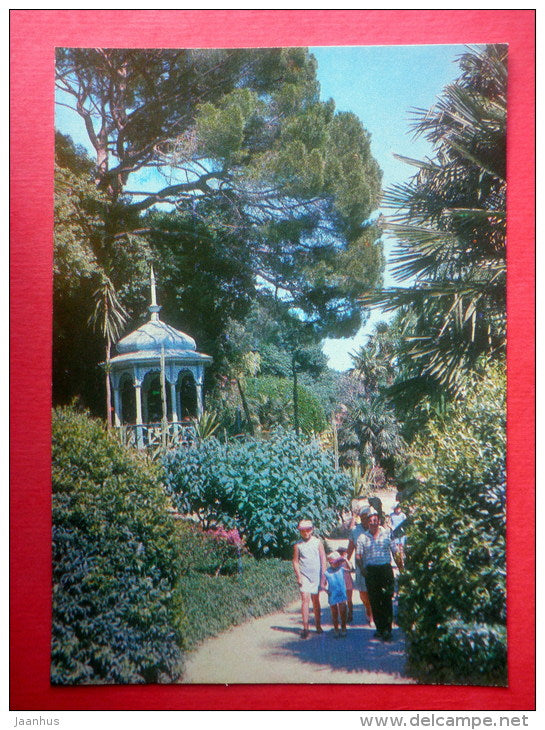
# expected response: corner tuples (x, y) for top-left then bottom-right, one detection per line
(51, 406), (183, 684)
(436, 621), (507, 679)
(177, 557), (298, 649)
(164, 428), (351, 558)
(398, 362), (506, 684)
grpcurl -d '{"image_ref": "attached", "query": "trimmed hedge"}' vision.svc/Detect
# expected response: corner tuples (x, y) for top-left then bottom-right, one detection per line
(164, 428), (352, 558)
(436, 620), (507, 680)
(51, 407), (183, 684)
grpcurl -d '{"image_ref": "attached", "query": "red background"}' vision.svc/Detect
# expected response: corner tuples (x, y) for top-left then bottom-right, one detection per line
(10, 9), (535, 711)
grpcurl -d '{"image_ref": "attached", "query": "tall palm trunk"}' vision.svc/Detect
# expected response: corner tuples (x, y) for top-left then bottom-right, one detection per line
(89, 275), (128, 431)
(105, 340), (112, 429)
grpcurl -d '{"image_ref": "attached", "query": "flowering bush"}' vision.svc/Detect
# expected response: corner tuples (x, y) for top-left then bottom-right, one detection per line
(175, 521), (247, 576)
(205, 527), (247, 575)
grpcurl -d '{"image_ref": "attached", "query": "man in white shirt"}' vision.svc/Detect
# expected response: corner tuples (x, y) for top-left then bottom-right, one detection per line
(356, 508), (398, 641)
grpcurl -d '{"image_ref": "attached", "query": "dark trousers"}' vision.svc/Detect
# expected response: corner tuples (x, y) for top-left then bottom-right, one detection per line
(366, 563), (394, 634)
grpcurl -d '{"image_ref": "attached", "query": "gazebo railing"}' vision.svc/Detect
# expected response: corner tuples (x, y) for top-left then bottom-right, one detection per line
(117, 422), (196, 450)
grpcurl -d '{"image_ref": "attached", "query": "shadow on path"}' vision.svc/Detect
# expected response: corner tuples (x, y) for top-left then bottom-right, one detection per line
(268, 624), (407, 677)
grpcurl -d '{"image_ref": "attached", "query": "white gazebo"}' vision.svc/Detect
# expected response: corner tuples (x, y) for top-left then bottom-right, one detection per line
(108, 267), (213, 448)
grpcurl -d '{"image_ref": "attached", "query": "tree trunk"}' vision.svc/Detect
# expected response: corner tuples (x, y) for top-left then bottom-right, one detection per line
(292, 358), (299, 437)
(236, 377), (254, 436)
(332, 416), (339, 470)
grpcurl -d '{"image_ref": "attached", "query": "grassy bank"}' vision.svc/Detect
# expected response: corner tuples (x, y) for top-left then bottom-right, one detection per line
(176, 556), (299, 650)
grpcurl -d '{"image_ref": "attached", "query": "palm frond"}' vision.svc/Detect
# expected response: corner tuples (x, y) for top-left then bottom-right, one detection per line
(89, 275), (129, 346)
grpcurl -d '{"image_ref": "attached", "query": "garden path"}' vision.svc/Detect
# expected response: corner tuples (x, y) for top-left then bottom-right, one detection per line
(182, 489), (414, 684)
(182, 592), (414, 684)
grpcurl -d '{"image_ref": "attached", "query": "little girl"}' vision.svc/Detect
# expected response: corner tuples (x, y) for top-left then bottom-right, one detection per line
(292, 519), (326, 638)
(324, 551), (348, 637)
(337, 546), (354, 623)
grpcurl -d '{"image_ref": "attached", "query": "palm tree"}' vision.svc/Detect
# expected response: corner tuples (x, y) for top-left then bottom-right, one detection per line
(89, 274), (128, 428)
(336, 361), (406, 476)
(350, 321), (398, 396)
(350, 398), (405, 470)
(362, 45), (507, 393)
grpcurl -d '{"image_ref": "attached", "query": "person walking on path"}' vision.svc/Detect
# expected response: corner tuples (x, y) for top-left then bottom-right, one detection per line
(346, 505), (374, 625)
(389, 503), (407, 571)
(324, 550), (349, 638)
(356, 508), (398, 642)
(292, 519), (326, 639)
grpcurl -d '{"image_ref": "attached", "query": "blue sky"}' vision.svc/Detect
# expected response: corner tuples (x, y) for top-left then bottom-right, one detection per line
(56, 44), (470, 370)
(311, 44), (468, 369)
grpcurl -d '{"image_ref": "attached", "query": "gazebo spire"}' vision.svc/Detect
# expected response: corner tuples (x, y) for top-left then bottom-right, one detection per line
(149, 264), (161, 321)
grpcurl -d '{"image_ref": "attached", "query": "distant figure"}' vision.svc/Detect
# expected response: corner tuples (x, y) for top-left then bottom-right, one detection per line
(346, 505), (374, 625)
(389, 503), (407, 570)
(368, 496), (384, 524)
(390, 503), (407, 532)
(292, 519), (326, 639)
(324, 551), (348, 638)
(356, 507), (398, 642)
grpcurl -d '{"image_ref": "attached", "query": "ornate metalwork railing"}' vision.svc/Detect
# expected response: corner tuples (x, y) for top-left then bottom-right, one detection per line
(117, 422), (196, 450)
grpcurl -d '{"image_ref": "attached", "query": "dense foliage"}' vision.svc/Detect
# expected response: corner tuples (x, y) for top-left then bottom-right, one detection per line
(56, 48), (383, 230)
(244, 376), (328, 434)
(175, 520), (248, 577)
(56, 48), (384, 320)
(337, 391), (405, 476)
(51, 46), (510, 688)
(398, 362), (506, 683)
(164, 429), (351, 558)
(215, 298), (335, 435)
(51, 407), (183, 684)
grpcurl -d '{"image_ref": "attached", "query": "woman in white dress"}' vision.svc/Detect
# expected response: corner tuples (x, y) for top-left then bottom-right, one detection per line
(292, 519), (327, 638)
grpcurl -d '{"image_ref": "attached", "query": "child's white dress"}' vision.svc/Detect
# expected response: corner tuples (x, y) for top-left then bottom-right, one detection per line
(296, 535), (322, 594)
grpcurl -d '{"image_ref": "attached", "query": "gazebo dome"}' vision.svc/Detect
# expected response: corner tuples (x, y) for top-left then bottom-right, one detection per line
(116, 319), (197, 355)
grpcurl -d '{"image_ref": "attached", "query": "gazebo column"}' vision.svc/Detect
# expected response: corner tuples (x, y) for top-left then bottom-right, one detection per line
(141, 385), (149, 424)
(170, 381), (179, 426)
(177, 387), (183, 421)
(135, 381), (144, 448)
(112, 385), (122, 427)
(196, 382), (204, 417)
